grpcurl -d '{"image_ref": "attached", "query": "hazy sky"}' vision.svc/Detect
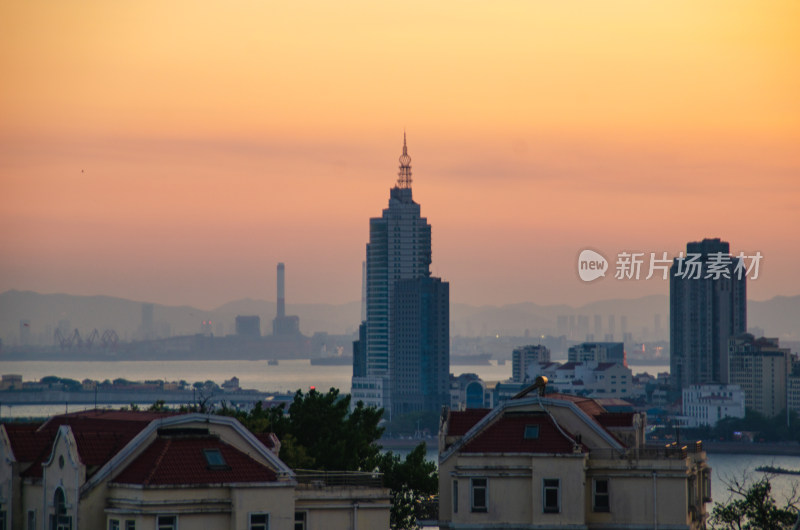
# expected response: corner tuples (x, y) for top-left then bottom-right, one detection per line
(1, 1), (798, 309)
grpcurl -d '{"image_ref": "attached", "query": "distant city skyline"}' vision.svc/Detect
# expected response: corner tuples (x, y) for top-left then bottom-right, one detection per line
(1, 2), (798, 310)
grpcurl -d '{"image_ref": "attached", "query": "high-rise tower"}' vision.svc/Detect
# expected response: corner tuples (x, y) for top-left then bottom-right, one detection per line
(352, 136), (449, 415)
(670, 238), (746, 391)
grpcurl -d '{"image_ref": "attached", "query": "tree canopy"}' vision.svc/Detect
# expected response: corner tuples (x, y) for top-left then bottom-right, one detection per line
(710, 474), (799, 529)
(216, 388), (438, 529)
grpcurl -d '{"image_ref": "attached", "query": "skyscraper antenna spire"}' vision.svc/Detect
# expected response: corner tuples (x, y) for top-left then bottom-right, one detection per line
(397, 132), (412, 188)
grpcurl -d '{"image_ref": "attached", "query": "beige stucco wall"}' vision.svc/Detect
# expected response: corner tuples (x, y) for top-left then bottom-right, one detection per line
(296, 484), (391, 530)
(41, 428), (84, 529)
(104, 483), (296, 530)
(232, 484), (295, 529)
(20, 481), (42, 530)
(441, 453), (587, 527)
(0, 427), (17, 529)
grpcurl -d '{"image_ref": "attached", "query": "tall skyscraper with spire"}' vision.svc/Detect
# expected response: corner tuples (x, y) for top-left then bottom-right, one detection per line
(352, 136), (449, 416)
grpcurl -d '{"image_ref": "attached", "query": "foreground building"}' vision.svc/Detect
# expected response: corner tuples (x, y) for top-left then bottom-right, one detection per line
(0, 410), (389, 530)
(438, 385), (710, 529)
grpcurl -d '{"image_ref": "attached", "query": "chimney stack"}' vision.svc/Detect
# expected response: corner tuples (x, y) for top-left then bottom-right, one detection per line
(277, 263), (286, 318)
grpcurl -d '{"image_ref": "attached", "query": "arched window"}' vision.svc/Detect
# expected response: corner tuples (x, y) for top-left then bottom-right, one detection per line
(50, 487), (72, 530)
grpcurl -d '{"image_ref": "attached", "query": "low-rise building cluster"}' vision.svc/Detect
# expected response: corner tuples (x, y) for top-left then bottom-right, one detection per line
(0, 410), (389, 530)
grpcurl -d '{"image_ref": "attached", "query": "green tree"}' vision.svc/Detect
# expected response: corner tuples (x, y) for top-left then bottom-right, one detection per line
(377, 443), (438, 530)
(217, 388), (385, 470)
(281, 388), (384, 470)
(148, 400), (168, 412)
(710, 474), (799, 529)
(217, 388), (439, 528)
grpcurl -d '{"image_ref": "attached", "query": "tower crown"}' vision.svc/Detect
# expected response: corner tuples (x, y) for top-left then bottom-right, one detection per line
(397, 133), (412, 188)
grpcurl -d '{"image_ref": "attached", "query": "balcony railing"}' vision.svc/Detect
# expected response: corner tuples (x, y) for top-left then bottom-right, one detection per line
(294, 469), (384, 488)
(590, 441), (706, 461)
(415, 497), (439, 526)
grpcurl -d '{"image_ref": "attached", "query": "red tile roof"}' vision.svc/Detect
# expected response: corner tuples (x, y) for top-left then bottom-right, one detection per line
(447, 409), (491, 436)
(460, 413), (579, 454)
(596, 412), (635, 428)
(545, 393), (607, 419)
(3, 422), (49, 463)
(112, 436), (278, 486)
(9, 411), (174, 479)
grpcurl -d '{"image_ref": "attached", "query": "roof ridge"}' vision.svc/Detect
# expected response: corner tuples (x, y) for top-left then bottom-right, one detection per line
(143, 438), (171, 486)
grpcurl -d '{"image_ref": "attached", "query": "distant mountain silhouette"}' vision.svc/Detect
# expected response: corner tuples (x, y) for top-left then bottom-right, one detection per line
(1, 290), (797, 348)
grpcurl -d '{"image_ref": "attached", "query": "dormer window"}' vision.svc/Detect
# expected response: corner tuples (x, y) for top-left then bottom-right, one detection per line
(524, 425), (540, 439)
(203, 448), (228, 469)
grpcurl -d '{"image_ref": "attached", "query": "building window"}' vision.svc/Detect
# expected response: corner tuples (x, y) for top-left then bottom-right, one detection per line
(250, 513), (269, 530)
(294, 511), (306, 530)
(453, 480), (459, 513)
(156, 516), (177, 530)
(51, 487), (72, 530)
(27, 510), (36, 530)
(702, 469), (712, 502)
(524, 425), (540, 439)
(108, 520), (120, 530)
(543, 478), (560, 513)
(0, 511), (5, 530)
(593, 479), (610, 512)
(471, 478), (488, 512)
(125, 521), (136, 530)
(203, 448), (228, 469)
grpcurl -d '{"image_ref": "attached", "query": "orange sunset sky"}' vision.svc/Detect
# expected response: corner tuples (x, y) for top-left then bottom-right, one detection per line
(1, 1), (799, 309)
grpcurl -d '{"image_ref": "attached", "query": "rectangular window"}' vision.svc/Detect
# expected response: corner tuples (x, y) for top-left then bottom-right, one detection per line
(125, 521), (136, 530)
(156, 516), (177, 530)
(543, 478), (560, 513)
(471, 478), (488, 512)
(108, 520), (120, 530)
(0, 511), (5, 530)
(27, 511), (36, 530)
(250, 513), (269, 530)
(203, 448), (228, 469)
(453, 480), (459, 513)
(523, 425), (540, 439)
(593, 479), (610, 512)
(294, 512), (306, 530)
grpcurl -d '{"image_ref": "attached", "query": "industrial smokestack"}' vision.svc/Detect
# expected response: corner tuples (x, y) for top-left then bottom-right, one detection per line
(277, 263), (286, 318)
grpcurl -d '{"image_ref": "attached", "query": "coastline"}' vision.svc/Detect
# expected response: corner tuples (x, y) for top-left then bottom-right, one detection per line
(701, 441), (800, 456)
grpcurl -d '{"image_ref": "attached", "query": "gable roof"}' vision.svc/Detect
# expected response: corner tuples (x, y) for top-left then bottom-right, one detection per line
(596, 412), (636, 428)
(3, 422), (47, 463)
(15, 411), (172, 479)
(447, 409), (491, 436)
(5, 411), (292, 489)
(460, 413), (579, 454)
(441, 393), (627, 464)
(112, 435), (278, 486)
(81, 414), (295, 495)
